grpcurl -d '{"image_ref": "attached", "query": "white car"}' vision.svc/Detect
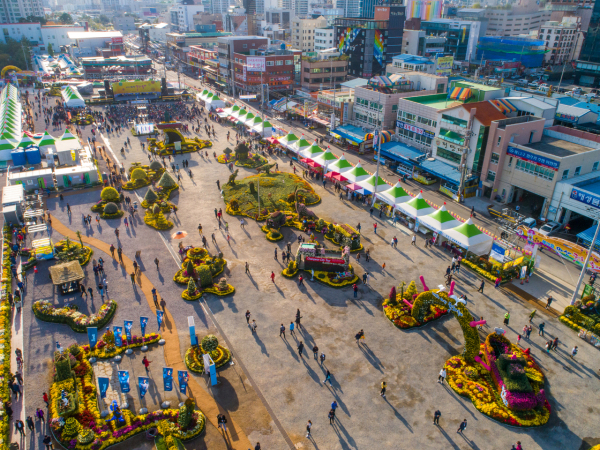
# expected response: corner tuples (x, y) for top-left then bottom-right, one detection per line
(538, 221), (560, 236)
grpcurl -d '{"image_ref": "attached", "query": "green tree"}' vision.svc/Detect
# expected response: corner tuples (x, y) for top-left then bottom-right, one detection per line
(47, 43), (54, 56)
(19, 15), (47, 25)
(58, 13), (73, 24)
(98, 15), (111, 25)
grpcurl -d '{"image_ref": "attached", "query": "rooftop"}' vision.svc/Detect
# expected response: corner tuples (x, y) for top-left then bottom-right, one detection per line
(392, 54), (435, 65)
(340, 78), (369, 89)
(574, 178), (600, 196)
(406, 94), (461, 110)
(67, 31), (123, 39)
(452, 80), (502, 92)
(526, 135), (597, 158)
(556, 103), (596, 118)
(461, 101), (506, 126)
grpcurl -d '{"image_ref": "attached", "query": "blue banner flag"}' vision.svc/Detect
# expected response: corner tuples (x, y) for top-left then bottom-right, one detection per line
(87, 327), (98, 349)
(124, 320), (133, 342)
(139, 377), (150, 398)
(118, 371), (130, 393)
(157, 310), (164, 332)
(140, 316), (149, 337)
(163, 367), (173, 391)
(113, 326), (123, 347)
(98, 377), (110, 399)
(178, 370), (189, 395)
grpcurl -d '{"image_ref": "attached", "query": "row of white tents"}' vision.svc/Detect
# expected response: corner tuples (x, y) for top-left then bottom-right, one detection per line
(197, 89), (226, 110)
(273, 131), (494, 255)
(222, 104), (273, 137)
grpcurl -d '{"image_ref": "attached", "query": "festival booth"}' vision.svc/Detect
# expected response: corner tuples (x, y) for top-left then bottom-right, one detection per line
(49, 260), (84, 295)
(344, 162), (370, 183)
(224, 105), (240, 121)
(278, 133), (299, 154)
(326, 154), (353, 177)
(312, 149), (338, 169)
(242, 112), (256, 127)
(418, 204), (462, 242)
(61, 86), (85, 108)
(442, 218), (494, 256)
(396, 192), (435, 230)
(300, 143), (325, 160)
(375, 182), (410, 209)
(206, 93), (226, 110)
(252, 120), (273, 137)
(134, 123), (155, 136)
(290, 138), (311, 155)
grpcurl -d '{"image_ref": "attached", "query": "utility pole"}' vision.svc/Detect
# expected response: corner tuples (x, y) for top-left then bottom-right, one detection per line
(371, 90), (383, 206)
(231, 67), (236, 99)
(458, 126), (476, 203)
(571, 210), (600, 304)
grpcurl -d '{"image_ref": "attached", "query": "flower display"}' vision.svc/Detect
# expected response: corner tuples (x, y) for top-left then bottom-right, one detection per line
(184, 343), (231, 374)
(33, 300), (117, 333)
(383, 280), (448, 330)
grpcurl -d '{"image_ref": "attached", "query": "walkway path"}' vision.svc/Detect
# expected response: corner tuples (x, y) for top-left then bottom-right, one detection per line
(50, 217), (253, 450)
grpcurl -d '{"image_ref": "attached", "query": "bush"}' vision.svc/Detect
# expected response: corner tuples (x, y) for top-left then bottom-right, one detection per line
(149, 161), (162, 171)
(201, 335), (219, 353)
(131, 168), (148, 181)
(158, 171), (177, 188)
(103, 202), (118, 214)
(100, 187), (119, 202)
(196, 265), (212, 287)
(144, 188), (158, 204)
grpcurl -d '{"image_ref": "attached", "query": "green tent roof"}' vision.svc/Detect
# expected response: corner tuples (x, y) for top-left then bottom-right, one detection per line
(426, 205), (458, 224)
(452, 218), (483, 238)
(294, 138), (311, 149)
(302, 144), (324, 156)
(380, 182), (409, 200)
(61, 130), (77, 141)
(0, 140), (16, 151)
(252, 117), (263, 124)
(279, 133), (298, 143)
(406, 194), (431, 210)
(232, 105), (240, 111)
(361, 174), (388, 188)
(346, 163), (369, 178)
(17, 133), (34, 148)
(317, 150), (337, 161)
(38, 131), (56, 147)
(328, 155), (353, 171)
(262, 121), (272, 128)
(244, 112), (255, 121)
(201, 89), (208, 95)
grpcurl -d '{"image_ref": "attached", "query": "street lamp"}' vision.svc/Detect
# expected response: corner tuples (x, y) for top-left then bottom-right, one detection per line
(570, 207), (600, 305)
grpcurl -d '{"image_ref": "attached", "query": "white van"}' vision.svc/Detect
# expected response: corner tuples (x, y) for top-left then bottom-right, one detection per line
(517, 79), (528, 86)
(537, 86), (551, 94)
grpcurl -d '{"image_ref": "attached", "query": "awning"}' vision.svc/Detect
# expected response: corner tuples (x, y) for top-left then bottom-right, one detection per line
(448, 87), (472, 101)
(331, 133), (341, 139)
(577, 225), (600, 249)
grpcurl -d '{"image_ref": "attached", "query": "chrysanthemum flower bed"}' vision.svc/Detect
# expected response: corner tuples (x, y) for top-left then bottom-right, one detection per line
(33, 300), (117, 333)
(184, 345), (231, 374)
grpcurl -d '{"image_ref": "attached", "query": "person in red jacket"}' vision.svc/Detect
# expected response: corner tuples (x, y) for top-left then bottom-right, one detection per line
(142, 356), (151, 372)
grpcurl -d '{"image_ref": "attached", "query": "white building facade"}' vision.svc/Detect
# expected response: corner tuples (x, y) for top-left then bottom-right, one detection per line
(314, 27), (335, 52)
(291, 16), (327, 53)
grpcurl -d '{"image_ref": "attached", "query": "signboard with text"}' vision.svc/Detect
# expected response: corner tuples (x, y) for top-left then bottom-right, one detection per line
(396, 120), (435, 139)
(436, 56), (454, 76)
(506, 146), (559, 171)
(571, 188), (600, 209)
(304, 256), (346, 271)
(246, 57), (266, 72)
(112, 80), (161, 95)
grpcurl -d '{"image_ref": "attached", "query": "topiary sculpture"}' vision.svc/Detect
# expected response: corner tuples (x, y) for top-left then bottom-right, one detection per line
(103, 202), (118, 214)
(131, 168), (148, 181)
(178, 398), (195, 429)
(227, 169), (239, 186)
(201, 335), (219, 354)
(234, 142), (249, 161)
(388, 286), (397, 306)
(196, 265), (212, 287)
(218, 277), (227, 290)
(158, 171), (177, 188)
(152, 204), (161, 214)
(187, 278), (198, 294)
(100, 186), (119, 203)
(149, 160), (162, 171)
(144, 188), (158, 204)
(185, 260), (195, 277)
(249, 181), (256, 195)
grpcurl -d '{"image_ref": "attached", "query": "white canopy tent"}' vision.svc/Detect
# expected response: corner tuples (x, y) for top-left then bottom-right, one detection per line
(251, 120), (273, 137)
(344, 162), (370, 183)
(397, 192), (435, 218)
(290, 138), (311, 154)
(375, 182), (411, 206)
(443, 218), (494, 256)
(61, 86), (85, 108)
(418, 204), (462, 233)
(326, 155), (354, 174)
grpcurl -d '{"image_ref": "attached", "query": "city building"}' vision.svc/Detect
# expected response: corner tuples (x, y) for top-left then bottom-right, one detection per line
(41, 25), (85, 52)
(537, 18), (583, 65)
(0, 22), (43, 50)
(0, 0), (43, 24)
(113, 16), (137, 34)
(387, 54), (436, 75)
(314, 88), (355, 125)
(291, 16), (327, 53)
(453, 8), (489, 37)
(139, 22), (171, 43)
(420, 19), (480, 61)
(547, 4), (592, 33)
(300, 50), (348, 91)
(335, 0), (360, 18)
(294, 0), (308, 16)
(67, 31), (124, 58)
(224, 15), (248, 36)
(484, 3), (550, 37)
(217, 35), (301, 95)
(476, 36), (547, 69)
(314, 27), (335, 52)
(374, 5), (405, 63)
(309, 8), (345, 26)
(265, 9), (291, 29)
(401, 29), (446, 57)
(170, 4), (205, 32)
(166, 31), (233, 61)
(405, 0), (443, 21)
(193, 13), (224, 30)
(79, 54), (153, 78)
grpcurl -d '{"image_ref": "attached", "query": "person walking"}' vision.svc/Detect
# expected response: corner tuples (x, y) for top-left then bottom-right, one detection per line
(154, 258), (159, 269)
(297, 341), (304, 358)
(306, 420), (312, 438)
(477, 280), (484, 293)
(328, 408), (336, 425)
(295, 309), (302, 329)
(36, 407), (45, 423)
(251, 320), (257, 333)
(26, 415), (34, 432)
(290, 321), (295, 336)
(411, 234), (416, 246)
(255, 443), (262, 450)
(217, 414), (227, 433)
(245, 310), (251, 324)
(355, 329), (365, 343)
(433, 410), (441, 426)
(142, 356), (151, 372)
(438, 367), (446, 384)
(110, 244), (115, 257)
(495, 277), (501, 289)
(353, 283), (358, 298)
(271, 271), (275, 283)
(312, 345), (319, 359)
(130, 272), (136, 286)
(15, 419), (25, 436)
(570, 346), (578, 359)
(298, 275), (304, 287)
(539, 322), (546, 336)
(529, 309), (536, 323)
(457, 419), (467, 434)
(323, 369), (332, 385)
(380, 381), (387, 397)
(551, 337), (559, 351)
(274, 248), (278, 260)
(280, 324), (286, 338)
(504, 312), (510, 326)
(245, 262), (250, 274)
(546, 296), (554, 310)
(43, 435), (54, 449)
(373, 223), (377, 234)
(43, 392), (49, 407)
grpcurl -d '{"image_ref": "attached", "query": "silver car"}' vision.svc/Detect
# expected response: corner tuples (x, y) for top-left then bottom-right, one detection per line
(539, 221), (561, 236)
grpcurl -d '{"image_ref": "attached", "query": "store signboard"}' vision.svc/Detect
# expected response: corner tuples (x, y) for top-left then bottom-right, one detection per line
(507, 146), (559, 171)
(396, 120), (435, 139)
(247, 57), (266, 72)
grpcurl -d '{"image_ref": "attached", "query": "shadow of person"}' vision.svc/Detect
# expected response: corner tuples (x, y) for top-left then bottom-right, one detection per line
(252, 332), (269, 357)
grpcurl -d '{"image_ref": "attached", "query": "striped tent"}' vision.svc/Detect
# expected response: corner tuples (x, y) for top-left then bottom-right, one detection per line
(490, 98), (517, 114)
(448, 87), (473, 101)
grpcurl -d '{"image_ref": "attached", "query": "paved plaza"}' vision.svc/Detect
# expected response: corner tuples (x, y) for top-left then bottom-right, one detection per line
(16, 95), (600, 450)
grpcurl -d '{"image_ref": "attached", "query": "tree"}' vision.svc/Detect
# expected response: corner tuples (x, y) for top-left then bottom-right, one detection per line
(0, 37), (32, 70)
(19, 15), (47, 25)
(47, 43), (54, 56)
(58, 13), (73, 24)
(98, 15), (111, 25)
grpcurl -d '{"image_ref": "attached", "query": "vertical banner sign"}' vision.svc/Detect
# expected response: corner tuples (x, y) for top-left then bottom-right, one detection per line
(140, 317), (149, 337)
(139, 377), (150, 398)
(178, 370), (189, 395)
(124, 320), (133, 342)
(163, 368), (173, 391)
(188, 316), (197, 346)
(118, 371), (130, 393)
(157, 310), (164, 332)
(98, 377), (110, 399)
(113, 326), (123, 347)
(87, 327), (98, 349)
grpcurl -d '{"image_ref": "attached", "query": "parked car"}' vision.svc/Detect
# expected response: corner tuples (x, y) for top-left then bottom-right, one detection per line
(538, 221), (561, 236)
(521, 217), (537, 229)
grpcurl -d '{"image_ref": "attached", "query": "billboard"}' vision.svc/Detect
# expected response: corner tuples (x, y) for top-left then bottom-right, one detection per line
(112, 80), (161, 95)
(246, 57), (266, 72)
(112, 36), (123, 44)
(436, 56), (454, 76)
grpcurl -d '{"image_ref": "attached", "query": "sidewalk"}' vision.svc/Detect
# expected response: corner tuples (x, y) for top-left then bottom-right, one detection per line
(9, 267), (27, 449)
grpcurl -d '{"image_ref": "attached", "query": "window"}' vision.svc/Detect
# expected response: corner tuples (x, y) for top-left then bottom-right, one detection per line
(437, 147), (461, 164)
(529, 131), (535, 143)
(593, 161), (599, 171)
(304, 68), (309, 72)
(516, 160), (555, 180)
(304, 77), (310, 82)
(392, 105), (398, 112)
(575, 166), (581, 176)
(286, 60), (292, 64)
(276, 60), (283, 65)
(243, 44), (247, 48)
(487, 170), (496, 182)
(266, 61), (274, 66)
(508, 157), (513, 167)
(562, 169), (569, 179)
(491, 153), (500, 164)
(497, 137), (501, 146)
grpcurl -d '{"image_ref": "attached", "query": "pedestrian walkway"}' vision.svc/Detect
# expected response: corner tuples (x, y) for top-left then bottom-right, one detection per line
(9, 269), (27, 449)
(93, 361), (126, 413)
(50, 216), (253, 450)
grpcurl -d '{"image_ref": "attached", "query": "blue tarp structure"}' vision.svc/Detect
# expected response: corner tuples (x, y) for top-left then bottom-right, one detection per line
(380, 142), (425, 163)
(576, 225), (600, 250)
(420, 159), (477, 186)
(331, 124), (367, 144)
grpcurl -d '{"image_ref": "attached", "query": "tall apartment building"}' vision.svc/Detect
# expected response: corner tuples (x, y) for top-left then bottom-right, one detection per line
(314, 27), (335, 51)
(420, 19), (480, 61)
(540, 17), (583, 65)
(300, 50), (348, 90)
(170, 4), (205, 32)
(291, 16), (327, 53)
(485, 3), (550, 37)
(334, 18), (389, 78)
(401, 29), (446, 56)
(335, 0), (360, 18)
(0, 0), (43, 24)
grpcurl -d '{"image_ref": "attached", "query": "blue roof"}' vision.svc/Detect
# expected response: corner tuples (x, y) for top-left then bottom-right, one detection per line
(557, 96), (580, 106)
(391, 54), (434, 65)
(332, 124), (367, 143)
(576, 225), (600, 250)
(380, 141), (425, 164)
(340, 78), (369, 89)
(420, 158), (477, 185)
(574, 178), (600, 195)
